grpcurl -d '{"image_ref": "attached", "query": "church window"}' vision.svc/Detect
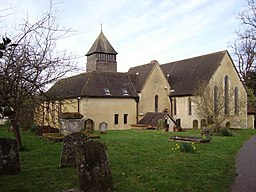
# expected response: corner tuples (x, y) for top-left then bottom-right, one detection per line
(201, 119), (206, 128)
(193, 119), (198, 129)
(234, 87), (239, 115)
(114, 114), (119, 124)
(188, 97), (192, 115)
(104, 88), (111, 95)
(214, 86), (218, 114)
(51, 101), (55, 122)
(173, 98), (177, 115)
(155, 95), (159, 113)
(124, 114), (128, 124)
(224, 75), (229, 114)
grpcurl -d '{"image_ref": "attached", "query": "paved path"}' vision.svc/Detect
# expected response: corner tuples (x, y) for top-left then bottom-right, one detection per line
(231, 135), (256, 192)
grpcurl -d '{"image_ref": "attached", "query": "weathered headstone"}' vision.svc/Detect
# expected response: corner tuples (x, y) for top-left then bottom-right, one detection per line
(84, 119), (94, 134)
(76, 140), (113, 192)
(0, 138), (20, 175)
(60, 119), (85, 136)
(59, 132), (88, 168)
(99, 122), (107, 134)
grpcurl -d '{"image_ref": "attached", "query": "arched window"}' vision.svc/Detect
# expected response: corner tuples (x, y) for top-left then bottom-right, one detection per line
(201, 119), (206, 128)
(188, 97), (192, 115)
(173, 98), (177, 115)
(224, 75), (229, 114)
(193, 120), (198, 129)
(214, 86), (218, 114)
(155, 95), (159, 113)
(234, 87), (239, 115)
(226, 122), (231, 128)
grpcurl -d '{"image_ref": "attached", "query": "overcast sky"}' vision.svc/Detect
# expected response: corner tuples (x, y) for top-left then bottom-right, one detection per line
(1, 0), (248, 73)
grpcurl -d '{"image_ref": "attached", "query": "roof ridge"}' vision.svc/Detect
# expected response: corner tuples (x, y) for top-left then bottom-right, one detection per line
(129, 62), (154, 71)
(161, 50), (227, 66)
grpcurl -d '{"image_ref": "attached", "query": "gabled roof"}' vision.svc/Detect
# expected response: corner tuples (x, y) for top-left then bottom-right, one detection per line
(86, 32), (118, 56)
(138, 112), (176, 127)
(127, 62), (155, 92)
(161, 50), (227, 96)
(46, 71), (138, 100)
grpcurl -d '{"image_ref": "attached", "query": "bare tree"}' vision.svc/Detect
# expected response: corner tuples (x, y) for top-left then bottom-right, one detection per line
(192, 81), (246, 133)
(0, 2), (78, 150)
(230, 0), (256, 87)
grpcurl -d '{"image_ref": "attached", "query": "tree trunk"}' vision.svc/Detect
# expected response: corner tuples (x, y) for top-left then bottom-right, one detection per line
(9, 114), (23, 151)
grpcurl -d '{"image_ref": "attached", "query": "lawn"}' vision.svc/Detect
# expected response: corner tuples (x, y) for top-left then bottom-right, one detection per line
(0, 126), (255, 192)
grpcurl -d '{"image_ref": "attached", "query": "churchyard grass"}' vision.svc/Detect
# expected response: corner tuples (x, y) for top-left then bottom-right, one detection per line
(0, 125), (255, 192)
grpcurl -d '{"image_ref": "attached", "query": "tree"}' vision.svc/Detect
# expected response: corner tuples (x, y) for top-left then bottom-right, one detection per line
(230, 0), (256, 88)
(0, 2), (77, 150)
(192, 81), (246, 133)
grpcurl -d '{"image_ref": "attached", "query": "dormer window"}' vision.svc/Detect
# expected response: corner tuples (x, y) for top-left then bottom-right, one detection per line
(122, 88), (129, 95)
(104, 88), (111, 95)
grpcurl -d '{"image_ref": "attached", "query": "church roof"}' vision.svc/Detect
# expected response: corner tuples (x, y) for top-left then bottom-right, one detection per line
(161, 50), (227, 96)
(86, 32), (118, 56)
(127, 62), (155, 92)
(46, 71), (138, 100)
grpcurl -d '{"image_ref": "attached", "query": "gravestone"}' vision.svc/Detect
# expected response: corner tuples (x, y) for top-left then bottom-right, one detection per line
(0, 138), (20, 175)
(76, 140), (113, 192)
(60, 119), (85, 136)
(99, 122), (107, 134)
(59, 132), (88, 168)
(84, 119), (94, 133)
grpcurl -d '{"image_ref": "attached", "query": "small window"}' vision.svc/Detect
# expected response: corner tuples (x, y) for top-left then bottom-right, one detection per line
(104, 88), (111, 95)
(124, 114), (128, 124)
(173, 98), (177, 115)
(188, 97), (192, 115)
(155, 95), (159, 113)
(224, 75), (229, 114)
(234, 87), (239, 115)
(114, 114), (119, 124)
(214, 86), (218, 114)
(122, 88), (129, 95)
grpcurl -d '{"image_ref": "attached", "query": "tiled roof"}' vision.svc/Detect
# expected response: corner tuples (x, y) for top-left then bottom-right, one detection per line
(86, 32), (118, 56)
(161, 50), (227, 96)
(128, 62), (155, 92)
(138, 112), (176, 127)
(46, 71), (138, 100)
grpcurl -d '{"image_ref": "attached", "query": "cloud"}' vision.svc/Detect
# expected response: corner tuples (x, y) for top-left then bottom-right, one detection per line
(0, 0), (247, 73)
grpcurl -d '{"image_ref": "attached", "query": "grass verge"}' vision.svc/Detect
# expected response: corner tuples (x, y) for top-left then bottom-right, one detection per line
(0, 126), (255, 192)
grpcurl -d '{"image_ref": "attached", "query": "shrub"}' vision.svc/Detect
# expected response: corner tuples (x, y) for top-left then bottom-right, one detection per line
(172, 142), (196, 153)
(33, 125), (59, 136)
(201, 127), (212, 136)
(220, 128), (233, 136)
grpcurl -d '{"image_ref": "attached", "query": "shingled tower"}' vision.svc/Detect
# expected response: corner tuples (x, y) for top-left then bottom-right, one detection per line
(86, 31), (118, 72)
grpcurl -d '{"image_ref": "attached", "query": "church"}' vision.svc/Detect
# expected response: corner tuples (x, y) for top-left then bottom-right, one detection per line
(36, 30), (251, 131)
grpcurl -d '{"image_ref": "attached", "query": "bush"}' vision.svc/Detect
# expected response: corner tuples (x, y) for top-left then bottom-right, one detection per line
(172, 142), (197, 153)
(201, 127), (212, 136)
(220, 128), (233, 136)
(33, 125), (59, 136)
(180, 142), (196, 153)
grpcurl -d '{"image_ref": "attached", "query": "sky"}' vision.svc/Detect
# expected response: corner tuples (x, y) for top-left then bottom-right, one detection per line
(1, 0), (249, 73)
